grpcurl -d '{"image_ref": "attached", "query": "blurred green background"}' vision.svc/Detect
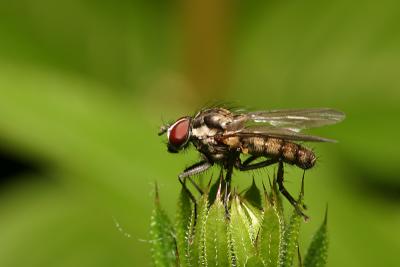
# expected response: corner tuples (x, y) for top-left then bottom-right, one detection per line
(0, 0), (399, 266)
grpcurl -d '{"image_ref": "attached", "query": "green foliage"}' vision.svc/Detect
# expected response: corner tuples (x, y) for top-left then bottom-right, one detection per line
(230, 195), (257, 265)
(278, 208), (302, 267)
(150, 178), (328, 267)
(205, 188), (229, 266)
(278, 179), (305, 267)
(259, 185), (281, 267)
(149, 185), (176, 267)
(304, 210), (328, 267)
(175, 186), (193, 267)
(243, 178), (262, 210)
(191, 193), (209, 266)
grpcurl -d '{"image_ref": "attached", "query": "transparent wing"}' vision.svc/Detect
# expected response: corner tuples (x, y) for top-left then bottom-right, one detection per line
(243, 108), (345, 132)
(232, 125), (337, 143)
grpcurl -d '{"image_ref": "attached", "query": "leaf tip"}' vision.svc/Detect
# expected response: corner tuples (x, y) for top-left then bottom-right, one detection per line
(324, 203), (328, 225)
(154, 181), (160, 204)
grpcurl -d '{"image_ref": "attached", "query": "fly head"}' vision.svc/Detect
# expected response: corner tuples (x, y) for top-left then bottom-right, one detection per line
(159, 117), (192, 153)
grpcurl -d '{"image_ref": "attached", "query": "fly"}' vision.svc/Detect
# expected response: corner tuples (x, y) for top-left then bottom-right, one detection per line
(159, 106), (345, 215)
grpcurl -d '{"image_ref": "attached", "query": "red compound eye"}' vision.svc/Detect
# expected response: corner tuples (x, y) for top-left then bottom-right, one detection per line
(168, 118), (190, 149)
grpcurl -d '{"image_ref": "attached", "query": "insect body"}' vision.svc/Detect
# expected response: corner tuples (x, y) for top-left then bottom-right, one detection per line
(232, 136), (316, 169)
(159, 106), (345, 212)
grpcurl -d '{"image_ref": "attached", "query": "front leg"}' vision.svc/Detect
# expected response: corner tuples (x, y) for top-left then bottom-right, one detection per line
(179, 160), (213, 195)
(179, 160), (213, 180)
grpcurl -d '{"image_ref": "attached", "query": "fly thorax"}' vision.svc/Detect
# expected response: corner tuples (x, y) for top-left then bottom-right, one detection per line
(192, 136), (217, 153)
(191, 124), (218, 139)
(222, 136), (241, 149)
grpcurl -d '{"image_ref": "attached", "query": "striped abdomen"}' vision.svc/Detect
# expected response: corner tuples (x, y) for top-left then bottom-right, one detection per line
(241, 137), (316, 169)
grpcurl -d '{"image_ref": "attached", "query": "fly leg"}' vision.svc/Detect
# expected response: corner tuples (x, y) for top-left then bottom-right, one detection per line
(242, 155), (260, 166)
(178, 176), (197, 207)
(235, 157), (308, 219)
(223, 164), (232, 216)
(277, 160), (308, 219)
(223, 152), (237, 193)
(178, 161), (212, 222)
(235, 156), (279, 171)
(223, 152), (239, 216)
(179, 160), (212, 195)
(179, 160), (212, 180)
(224, 157), (235, 185)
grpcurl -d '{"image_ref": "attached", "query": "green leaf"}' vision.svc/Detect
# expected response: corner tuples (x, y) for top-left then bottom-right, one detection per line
(242, 179), (263, 242)
(191, 193), (209, 266)
(243, 178), (262, 210)
(229, 195), (256, 266)
(297, 245), (303, 267)
(205, 189), (229, 267)
(175, 185), (193, 267)
(278, 178), (305, 267)
(246, 256), (265, 267)
(186, 206), (197, 266)
(149, 186), (176, 267)
(304, 210), (328, 267)
(208, 171), (225, 207)
(259, 199), (281, 267)
(242, 200), (262, 242)
(278, 207), (302, 267)
(270, 178), (284, 220)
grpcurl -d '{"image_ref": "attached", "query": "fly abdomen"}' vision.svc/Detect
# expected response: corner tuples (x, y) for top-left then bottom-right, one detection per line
(242, 137), (316, 170)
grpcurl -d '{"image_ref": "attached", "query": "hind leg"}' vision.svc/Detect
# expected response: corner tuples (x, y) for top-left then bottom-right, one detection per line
(235, 157), (308, 219)
(235, 156), (279, 171)
(277, 160), (308, 219)
(235, 157), (291, 201)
